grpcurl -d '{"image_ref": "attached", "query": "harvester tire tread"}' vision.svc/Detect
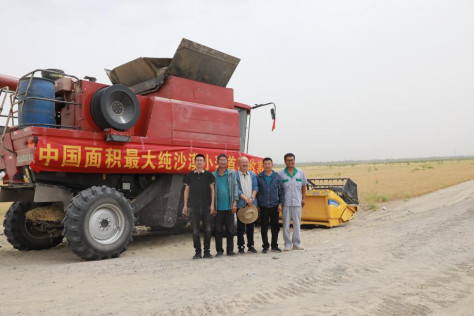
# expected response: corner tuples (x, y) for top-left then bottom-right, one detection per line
(63, 186), (134, 260)
(3, 201), (63, 251)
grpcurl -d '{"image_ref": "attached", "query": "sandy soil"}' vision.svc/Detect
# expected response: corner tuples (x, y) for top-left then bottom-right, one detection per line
(1, 181), (474, 315)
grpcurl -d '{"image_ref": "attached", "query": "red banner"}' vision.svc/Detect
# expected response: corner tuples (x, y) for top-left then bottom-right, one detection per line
(30, 137), (263, 174)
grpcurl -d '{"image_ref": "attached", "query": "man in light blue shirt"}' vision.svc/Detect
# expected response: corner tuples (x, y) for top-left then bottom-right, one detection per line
(236, 156), (258, 254)
(278, 153), (307, 251)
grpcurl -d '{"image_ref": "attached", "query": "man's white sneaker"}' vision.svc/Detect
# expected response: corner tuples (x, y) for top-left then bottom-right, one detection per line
(293, 246), (305, 250)
(283, 247), (292, 251)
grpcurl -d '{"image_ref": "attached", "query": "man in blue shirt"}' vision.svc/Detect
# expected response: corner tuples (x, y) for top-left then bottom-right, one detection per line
(257, 157), (284, 253)
(213, 154), (239, 256)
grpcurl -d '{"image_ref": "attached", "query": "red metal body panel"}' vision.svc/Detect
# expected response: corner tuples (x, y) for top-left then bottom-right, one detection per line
(170, 100), (240, 149)
(152, 76), (234, 109)
(75, 81), (106, 132)
(234, 102), (251, 111)
(140, 97), (173, 143)
(0, 132), (17, 176)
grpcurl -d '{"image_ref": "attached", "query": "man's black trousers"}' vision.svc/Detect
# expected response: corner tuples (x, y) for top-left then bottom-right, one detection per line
(259, 206), (280, 250)
(237, 219), (254, 250)
(190, 207), (212, 253)
(215, 210), (234, 253)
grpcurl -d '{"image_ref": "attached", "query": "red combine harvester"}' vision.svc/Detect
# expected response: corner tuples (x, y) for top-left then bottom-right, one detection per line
(0, 39), (267, 260)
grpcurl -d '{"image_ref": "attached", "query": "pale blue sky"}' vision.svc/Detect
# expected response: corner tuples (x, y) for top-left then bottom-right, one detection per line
(1, 0), (473, 163)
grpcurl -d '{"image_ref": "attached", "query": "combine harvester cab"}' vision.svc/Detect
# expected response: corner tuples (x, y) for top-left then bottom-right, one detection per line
(0, 39), (263, 260)
(302, 178), (359, 227)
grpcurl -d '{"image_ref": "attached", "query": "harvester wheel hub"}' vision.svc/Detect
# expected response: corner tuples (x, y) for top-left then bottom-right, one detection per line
(111, 101), (123, 115)
(100, 218), (110, 229)
(89, 204), (124, 244)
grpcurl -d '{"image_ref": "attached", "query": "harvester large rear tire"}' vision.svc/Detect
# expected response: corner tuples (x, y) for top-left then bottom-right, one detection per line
(3, 202), (64, 250)
(63, 186), (134, 260)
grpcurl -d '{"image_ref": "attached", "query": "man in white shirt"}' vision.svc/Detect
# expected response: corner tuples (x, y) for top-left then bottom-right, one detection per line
(236, 156), (258, 254)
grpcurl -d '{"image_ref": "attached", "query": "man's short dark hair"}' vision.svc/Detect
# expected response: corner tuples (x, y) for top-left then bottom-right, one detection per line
(284, 153), (295, 161)
(195, 153), (205, 161)
(262, 157), (273, 163)
(217, 154), (228, 161)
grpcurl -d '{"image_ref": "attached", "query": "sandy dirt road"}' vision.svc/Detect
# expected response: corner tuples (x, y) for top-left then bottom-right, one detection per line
(1, 180), (474, 315)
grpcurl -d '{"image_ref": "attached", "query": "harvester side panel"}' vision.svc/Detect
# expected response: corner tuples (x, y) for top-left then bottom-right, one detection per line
(142, 97), (173, 142)
(133, 174), (185, 227)
(153, 76), (235, 109)
(0, 132), (20, 179)
(171, 100), (240, 150)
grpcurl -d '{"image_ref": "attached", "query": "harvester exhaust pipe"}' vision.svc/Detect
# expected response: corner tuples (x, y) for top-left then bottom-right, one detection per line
(0, 74), (19, 91)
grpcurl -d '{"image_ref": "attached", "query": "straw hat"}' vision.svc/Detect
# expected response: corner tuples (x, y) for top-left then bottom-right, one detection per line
(237, 204), (258, 224)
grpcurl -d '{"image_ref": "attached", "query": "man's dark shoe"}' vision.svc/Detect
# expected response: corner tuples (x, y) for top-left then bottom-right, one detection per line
(248, 247), (257, 254)
(215, 251), (224, 257)
(227, 251), (236, 256)
(193, 252), (202, 259)
(272, 247), (282, 253)
(262, 248), (269, 253)
(203, 251), (213, 259)
(238, 248), (245, 255)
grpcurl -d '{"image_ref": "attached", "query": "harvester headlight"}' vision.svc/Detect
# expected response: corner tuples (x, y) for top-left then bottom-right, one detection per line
(328, 199), (340, 207)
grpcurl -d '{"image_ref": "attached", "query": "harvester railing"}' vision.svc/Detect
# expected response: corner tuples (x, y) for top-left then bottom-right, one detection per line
(8, 69), (81, 129)
(307, 178), (359, 205)
(0, 69), (85, 154)
(0, 87), (17, 154)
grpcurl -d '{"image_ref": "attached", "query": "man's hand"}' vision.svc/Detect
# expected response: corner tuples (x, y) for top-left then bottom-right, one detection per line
(210, 205), (216, 216)
(231, 203), (237, 214)
(278, 204), (282, 213)
(301, 200), (306, 208)
(182, 206), (189, 219)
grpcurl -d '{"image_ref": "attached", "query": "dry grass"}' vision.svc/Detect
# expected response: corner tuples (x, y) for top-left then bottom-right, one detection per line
(26, 206), (63, 222)
(0, 203), (63, 222)
(300, 158), (474, 209)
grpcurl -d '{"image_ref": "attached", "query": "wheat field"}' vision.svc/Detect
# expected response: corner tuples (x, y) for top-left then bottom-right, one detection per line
(300, 158), (474, 208)
(1, 158), (473, 217)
